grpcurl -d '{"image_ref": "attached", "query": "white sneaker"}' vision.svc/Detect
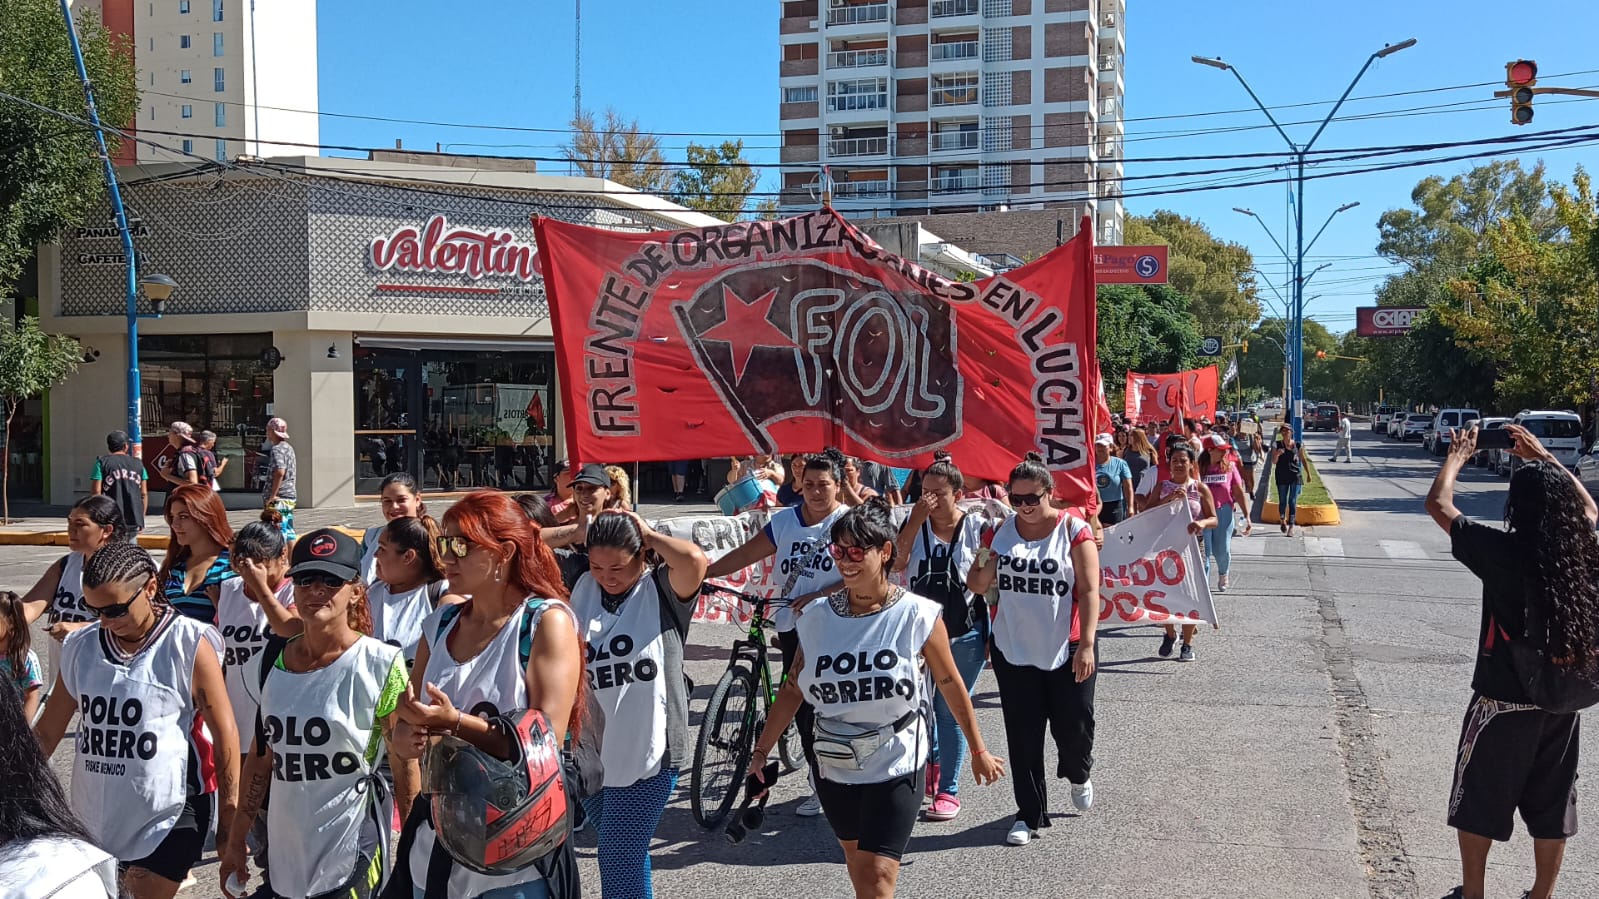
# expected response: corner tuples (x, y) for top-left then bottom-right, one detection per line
(1070, 780), (1094, 811)
(1005, 820), (1034, 846)
(796, 793), (824, 817)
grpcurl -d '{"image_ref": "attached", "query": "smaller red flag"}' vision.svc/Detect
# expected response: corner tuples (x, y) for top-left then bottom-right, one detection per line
(526, 392), (547, 430)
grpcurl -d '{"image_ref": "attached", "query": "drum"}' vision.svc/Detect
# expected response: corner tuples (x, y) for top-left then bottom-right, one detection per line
(717, 475), (765, 515)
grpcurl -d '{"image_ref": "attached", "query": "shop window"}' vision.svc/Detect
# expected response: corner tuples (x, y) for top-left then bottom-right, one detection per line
(139, 333), (274, 491)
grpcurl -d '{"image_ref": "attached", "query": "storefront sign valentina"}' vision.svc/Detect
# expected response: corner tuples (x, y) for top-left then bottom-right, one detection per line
(369, 214), (539, 282)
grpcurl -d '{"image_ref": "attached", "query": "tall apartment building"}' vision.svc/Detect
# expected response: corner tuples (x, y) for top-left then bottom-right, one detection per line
(71, 0), (319, 165)
(778, 0), (1125, 246)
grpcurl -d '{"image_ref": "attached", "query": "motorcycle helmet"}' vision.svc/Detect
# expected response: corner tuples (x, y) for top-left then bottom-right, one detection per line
(423, 708), (570, 875)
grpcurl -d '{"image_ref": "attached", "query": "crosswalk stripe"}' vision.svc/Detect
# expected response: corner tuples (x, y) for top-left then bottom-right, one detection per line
(1304, 536), (1345, 557)
(1380, 540), (1428, 560)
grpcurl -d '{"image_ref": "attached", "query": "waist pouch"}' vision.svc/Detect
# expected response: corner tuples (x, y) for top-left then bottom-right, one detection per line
(812, 708), (918, 772)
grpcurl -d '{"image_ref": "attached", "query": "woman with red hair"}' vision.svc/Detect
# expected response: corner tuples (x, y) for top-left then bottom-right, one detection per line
(159, 484), (237, 622)
(392, 490), (586, 899)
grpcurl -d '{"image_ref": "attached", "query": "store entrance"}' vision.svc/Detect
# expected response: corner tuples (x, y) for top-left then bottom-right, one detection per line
(354, 341), (558, 495)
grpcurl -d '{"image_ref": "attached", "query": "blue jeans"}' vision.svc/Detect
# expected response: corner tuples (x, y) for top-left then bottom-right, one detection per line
(581, 767), (678, 899)
(928, 626), (987, 797)
(1205, 504), (1235, 576)
(1278, 482), (1302, 526)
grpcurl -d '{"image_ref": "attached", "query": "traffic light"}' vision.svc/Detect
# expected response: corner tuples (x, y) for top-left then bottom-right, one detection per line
(1315, 350), (1328, 360)
(1506, 59), (1537, 125)
(1241, 340), (1248, 354)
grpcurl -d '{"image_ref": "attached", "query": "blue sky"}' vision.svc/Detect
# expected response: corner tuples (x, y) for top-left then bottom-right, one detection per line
(316, 0), (1599, 334)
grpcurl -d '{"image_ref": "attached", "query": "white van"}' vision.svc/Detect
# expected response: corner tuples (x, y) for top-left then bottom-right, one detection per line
(1426, 408), (1481, 455)
(1512, 409), (1586, 469)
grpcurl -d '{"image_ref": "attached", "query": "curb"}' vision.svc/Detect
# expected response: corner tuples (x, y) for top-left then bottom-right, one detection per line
(0, 525), (366, 549)
(1261, 500), (1341, 526)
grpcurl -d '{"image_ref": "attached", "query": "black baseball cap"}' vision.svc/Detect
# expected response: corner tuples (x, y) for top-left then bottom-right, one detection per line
(572, 463), (610, 488)
(289, 528), (362, 582)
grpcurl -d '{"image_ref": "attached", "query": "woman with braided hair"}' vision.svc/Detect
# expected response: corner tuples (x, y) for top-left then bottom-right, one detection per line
(1426, 423), (1599, 899)
(34, 541), (239, 899)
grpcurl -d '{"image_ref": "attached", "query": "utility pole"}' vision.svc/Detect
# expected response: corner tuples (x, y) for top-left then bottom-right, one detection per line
(574, 0), (582, 122)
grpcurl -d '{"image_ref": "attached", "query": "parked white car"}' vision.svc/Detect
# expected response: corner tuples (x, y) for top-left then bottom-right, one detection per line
(1395, 413), (1432, 441)
(1425, 408), (1482, 455)
(1473, 417), (1511, 468)
(1511, 410), (1586, 471)
(1372, 405), (1399, 434)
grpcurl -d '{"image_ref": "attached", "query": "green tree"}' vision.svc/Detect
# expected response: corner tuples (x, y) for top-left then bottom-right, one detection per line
(671, 140), (760, 221)
(0, 0), (139, 294)
(1124, 212), (1261, 337)
(1097, 284), (1201, 407)
(749, 198), (781, 221)
(0, 317), (79, 521)
(1376, 160), (1558, 271)
(562, 107), (672, 194)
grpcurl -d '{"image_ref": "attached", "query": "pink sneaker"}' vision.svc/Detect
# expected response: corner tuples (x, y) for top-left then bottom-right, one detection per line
(926, 793), (961, 821)
(925, 763), (941, 798)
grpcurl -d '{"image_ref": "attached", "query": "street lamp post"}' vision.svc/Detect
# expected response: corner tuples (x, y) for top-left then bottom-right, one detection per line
(1196, 40), (1414, 440)
(60, 0), (175, 458)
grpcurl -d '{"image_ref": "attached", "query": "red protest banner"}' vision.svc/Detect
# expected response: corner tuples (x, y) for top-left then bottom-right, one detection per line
(534, 210), (1101, 504)
(1124, 367), (1220, 424)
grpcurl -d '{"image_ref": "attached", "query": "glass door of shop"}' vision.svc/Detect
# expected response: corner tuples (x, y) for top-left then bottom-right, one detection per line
(354, 356), (421, 496)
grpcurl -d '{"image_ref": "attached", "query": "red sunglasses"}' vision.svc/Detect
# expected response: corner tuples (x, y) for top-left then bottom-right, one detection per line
(827, 543), (872, 562)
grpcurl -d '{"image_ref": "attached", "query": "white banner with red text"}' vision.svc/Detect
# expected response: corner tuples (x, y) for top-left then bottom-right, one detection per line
(1098, 503), (1219, 629)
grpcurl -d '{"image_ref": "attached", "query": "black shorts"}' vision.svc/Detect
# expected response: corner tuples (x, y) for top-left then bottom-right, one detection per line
(122, 792), (214, 884)
(814, 768), (923, 861)
(1448, 693), (1580, 841)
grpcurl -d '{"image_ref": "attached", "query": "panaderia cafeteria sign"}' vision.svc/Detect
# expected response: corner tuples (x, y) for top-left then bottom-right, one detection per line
(368, 214), (540, 290)
(1355, 306), (1425, 337)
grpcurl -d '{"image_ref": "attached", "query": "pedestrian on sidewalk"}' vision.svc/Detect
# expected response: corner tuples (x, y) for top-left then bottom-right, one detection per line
(159, 421), (211, 491)
(1271, 428), (1309, 536)
(91, 429), (147, 532)
(1424, 423), (1599, 899)
(1232, 425), (1263, 497)
(260, 418), (297, 542)
(1332, 413), (1355, 463)
(197, 431), (226, 491)
(966, 453), (1100, 847)
(891, 458), (988, 821)
(1149, 446), (1219, 660)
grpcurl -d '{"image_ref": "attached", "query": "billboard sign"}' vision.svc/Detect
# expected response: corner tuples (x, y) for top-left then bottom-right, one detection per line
(1095, 245), (1169, 284)
(1355, 306), (1425, 337)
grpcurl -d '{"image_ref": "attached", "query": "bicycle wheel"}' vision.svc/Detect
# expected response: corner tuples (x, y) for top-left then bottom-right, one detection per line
(691, 665), (759, 829)
(777, 721), (804, 774)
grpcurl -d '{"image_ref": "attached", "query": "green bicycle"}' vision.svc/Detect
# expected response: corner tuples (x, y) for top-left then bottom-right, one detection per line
(690, 583), (805, 829)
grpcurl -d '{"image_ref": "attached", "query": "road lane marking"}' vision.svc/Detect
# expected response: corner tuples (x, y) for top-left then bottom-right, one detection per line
(1305, 536), (1344, 557)
(1380, 540), (1428, 560)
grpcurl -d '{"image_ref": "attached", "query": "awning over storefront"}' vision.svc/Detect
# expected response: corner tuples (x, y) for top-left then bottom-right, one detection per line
(354, 336), (555, 353)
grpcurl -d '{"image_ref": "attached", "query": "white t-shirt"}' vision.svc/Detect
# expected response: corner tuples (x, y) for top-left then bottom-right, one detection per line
(989, 514), (1095, 671)
(762, 504), (847, 632)
(795, 590), (939, 784)
(368, 579), (445, 666)
(359, 525), (385, 585)
(216, 577), (295, 741)
(570, 573), (672, 788)
(0, 836), (118, 899)
(1338, 417), (1352, 438)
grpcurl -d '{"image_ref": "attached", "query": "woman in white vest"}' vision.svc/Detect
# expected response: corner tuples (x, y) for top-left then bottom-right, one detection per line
(218, 522), (300, 751)
(569, 510), (707, 899)
(369, 516), (449, 666)
(218, 528), (417, 899)
(360, 473), (430, 585)
(750, 499), (1005, 899)
(0, 677), (119, 899)
(21, 496), (131, 683)
(33, 542), (240, 899)
(707, 451), (847, 817)
(966, 452), (1102, 848)
(890, 457), (989, 821)
(391, 491), (585, 899)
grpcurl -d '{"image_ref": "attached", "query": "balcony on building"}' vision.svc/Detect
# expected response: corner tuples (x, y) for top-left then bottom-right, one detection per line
(1099, 138), (1123, 160)
(825, 1), (890, 28)
(1098, 96), (1124, 132)
(827, 76), (891, 121)
(832, 169), (893, 202)
(929, 32), (980, 67)
(829, 125), (892, 158)
(827, 38), (889, 70)
(930, 72), (979, 109)
(930, 120), (979, 153)
(930, 167), (981, 195)
(930, 0), (980, 20)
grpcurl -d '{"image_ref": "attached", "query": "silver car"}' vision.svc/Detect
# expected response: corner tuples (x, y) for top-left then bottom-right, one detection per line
(1578, 443), (1599, 491)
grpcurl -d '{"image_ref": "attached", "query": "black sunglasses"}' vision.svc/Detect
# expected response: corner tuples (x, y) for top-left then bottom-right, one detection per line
(87, 579), (149, 620)
(293, 573), (352, 590)
(1010, 492), (1045, 507)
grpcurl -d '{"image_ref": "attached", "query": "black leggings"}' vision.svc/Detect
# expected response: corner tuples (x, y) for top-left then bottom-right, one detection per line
(990, 643), (1096, 830)
(777, 628), (817, 769)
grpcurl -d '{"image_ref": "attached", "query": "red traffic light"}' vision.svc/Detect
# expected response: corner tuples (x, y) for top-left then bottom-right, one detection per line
(1508, 60), (1538, 86)
(1506, 60), (1537, 126)
(1315, 350), (1328, 360)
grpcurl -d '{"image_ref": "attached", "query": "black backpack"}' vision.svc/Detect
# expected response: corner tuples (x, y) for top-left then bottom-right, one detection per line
(910, 516), (975, 639)
(1502, 592), (1599, 714)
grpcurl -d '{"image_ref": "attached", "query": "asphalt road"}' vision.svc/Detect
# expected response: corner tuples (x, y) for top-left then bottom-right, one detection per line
(11, 430), (1596, 898)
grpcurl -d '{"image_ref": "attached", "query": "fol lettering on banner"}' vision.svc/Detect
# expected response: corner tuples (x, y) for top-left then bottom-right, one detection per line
(535, 209), (1102, 504)
(1098, 503), (1219, 629)
(1124, 368), (1220, 424)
